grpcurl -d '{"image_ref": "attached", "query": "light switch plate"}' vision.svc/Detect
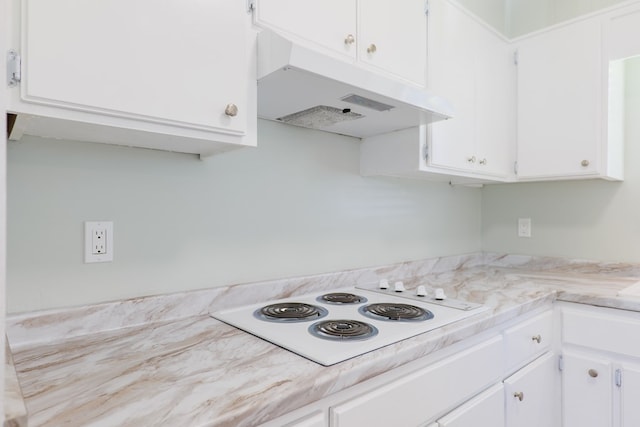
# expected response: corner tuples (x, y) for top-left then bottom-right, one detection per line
(84, 221), (114, 263)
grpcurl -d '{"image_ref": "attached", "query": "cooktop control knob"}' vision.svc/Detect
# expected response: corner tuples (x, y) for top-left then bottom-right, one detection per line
(394, 281), (406, 292)
(416, 285), (427, 297)
(434, 288), (447, 300)
(379, 279), (389, 289)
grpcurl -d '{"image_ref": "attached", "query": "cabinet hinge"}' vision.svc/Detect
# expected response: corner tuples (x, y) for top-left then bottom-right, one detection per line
(513, 50), (519, 66)
(7, 49), (21, 87)
(424, 0), (429, 15)
(513, 161), (518, 175)
(558, 355), (564, 371)
(423, 142), (429, 162)
(615, 369), (622, 387)
(247, 0), (256, 12)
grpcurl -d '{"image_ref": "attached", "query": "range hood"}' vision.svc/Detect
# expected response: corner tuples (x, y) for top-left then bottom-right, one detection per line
(257, 30), (454, 138)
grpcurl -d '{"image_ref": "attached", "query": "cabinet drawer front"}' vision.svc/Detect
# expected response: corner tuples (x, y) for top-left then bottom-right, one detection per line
(436, 383), (505, 427)
(504, 310), (553, 372)
(562, 308), (640, 357)
(330, 335), (503, 427)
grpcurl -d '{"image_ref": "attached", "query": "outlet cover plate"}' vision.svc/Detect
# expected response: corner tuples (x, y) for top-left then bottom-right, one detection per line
(84, 221), (114, 263)
(518, 218), (532, 238)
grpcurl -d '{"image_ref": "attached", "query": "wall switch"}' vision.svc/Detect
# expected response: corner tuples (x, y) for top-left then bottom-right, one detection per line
(518, 218), (532, 238)
(85, 221), (113, 263)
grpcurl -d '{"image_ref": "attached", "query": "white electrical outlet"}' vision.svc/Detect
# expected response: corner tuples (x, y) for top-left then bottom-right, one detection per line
(518, 218), (532, 238)
(85, 221), (114, 263)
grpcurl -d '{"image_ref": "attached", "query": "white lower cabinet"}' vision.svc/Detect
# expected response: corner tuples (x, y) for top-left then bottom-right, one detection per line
(621, 364), (640, 427)
(435, 383), (505, 427)
(562, 351), (613, 427)
(559, 302), (640, 427)
(504, 352), (560, 427)
(329, 336), (503, 426)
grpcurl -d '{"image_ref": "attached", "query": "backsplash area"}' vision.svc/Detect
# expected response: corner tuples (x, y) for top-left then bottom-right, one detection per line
(7, 120), (481, 313)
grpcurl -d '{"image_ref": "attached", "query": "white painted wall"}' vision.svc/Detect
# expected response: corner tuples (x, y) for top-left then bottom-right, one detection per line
(7, 120), (482, 313)
(482, 56), (640, 262)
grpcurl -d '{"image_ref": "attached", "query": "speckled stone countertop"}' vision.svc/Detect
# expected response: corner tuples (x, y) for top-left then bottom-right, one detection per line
(6, 253), (640, 427)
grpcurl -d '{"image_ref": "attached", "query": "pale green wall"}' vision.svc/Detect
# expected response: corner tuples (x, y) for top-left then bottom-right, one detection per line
(481, 57), (640, 261)
(7, 120), (482, 313)
(456, 0), (630, 37)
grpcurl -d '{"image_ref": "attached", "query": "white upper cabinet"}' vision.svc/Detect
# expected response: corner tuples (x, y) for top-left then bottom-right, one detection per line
(253, 0), (357, 61)
(427, 0), (516, 180)
(358, 0), (427, 86)
(7, 0), (257, 156)
(514, 14), (623, 181)
(253, 0), (427, 87)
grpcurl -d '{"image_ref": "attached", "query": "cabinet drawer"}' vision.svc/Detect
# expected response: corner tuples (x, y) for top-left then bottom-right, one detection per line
(562, 308), (640, 357)
(504, 310), (553, 372)
(330, 335), (503, 427)
(436, 383), (505, 427)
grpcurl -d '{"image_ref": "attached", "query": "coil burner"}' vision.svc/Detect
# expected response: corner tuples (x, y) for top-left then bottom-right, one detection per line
(317, 292), (368, 305)
(255, 302), (328, 322)
(310, 319), (379, 341)
(359, 303), (434, 322)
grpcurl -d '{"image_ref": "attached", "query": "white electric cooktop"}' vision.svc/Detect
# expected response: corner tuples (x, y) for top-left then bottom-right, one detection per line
(211, 285), (488, 366)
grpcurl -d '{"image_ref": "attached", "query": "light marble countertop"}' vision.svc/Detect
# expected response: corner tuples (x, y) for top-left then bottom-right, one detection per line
(6, 253), (640, 427)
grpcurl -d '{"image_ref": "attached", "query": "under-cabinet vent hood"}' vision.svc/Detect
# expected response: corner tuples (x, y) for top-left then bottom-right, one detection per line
(257, 30), (454, 138)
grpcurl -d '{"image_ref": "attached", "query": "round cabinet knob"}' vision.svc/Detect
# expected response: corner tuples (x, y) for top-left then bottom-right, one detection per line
(479, 158), (487, 165)
(367, 43), (377, 54)
(344, 34), (355, 45)
(588, 369), (599, 378)
(416, 285), (427, 297)
(514, 391), (524, 401)
(224, 103), (238, 117)
(379, 279), (389, 290)
(581, 159), (590, 167)
(394, 281), (406, 293)
(467, 156), (476, 164)
(531, 334), (542, 343)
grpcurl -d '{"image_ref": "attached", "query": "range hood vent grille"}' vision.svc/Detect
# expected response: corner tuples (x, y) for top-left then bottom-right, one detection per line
(277, 105), (363, 129)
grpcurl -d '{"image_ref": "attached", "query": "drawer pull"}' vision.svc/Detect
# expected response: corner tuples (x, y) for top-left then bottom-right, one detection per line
(531, 334), (542, 343)
(588, 369), (599, 378)
(513, 391), (524, 401)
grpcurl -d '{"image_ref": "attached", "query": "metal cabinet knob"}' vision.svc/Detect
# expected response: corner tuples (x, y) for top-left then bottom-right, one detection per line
(344, 34), (355, 45)
(532, 334), (542, 343)
(479, 158), (487, 165)
(224, 103), (238, 117)
(588, 369), (599, 378)
(367, 43), (377, 54)
(467, 156), (476, 164)
(581, 159), (590, 167)
(514, 391), (524, 401)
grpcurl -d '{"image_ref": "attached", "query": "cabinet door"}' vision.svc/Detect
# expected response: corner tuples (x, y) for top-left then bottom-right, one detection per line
(516, 17), (602, 179)
(21, 0), (249, 134)
(474, 23), (516, 178)
(358, 0), (427, 86)
(254, 0), (357, 60)
(621, 364), (640, 427)
(427, 0), (477, 172)
(562, 352), (612, 427)
(437, 383), (505, 427)
(504, 352), (559, 427)
(427, 0), (514, 179)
